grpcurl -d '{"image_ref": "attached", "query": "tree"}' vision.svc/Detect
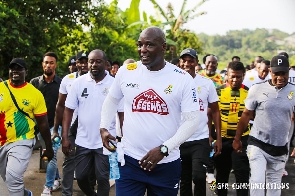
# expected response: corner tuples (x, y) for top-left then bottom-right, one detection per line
(148, 0), (206, 60)
(0, 0), (94, 79)
(86, 0), (138, 64)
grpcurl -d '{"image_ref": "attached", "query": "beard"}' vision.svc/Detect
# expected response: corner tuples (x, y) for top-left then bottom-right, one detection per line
(206, 69), (216, 76)
(44, 70), (53, 76)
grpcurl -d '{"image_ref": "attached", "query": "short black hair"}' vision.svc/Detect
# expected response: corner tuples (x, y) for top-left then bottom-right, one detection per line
(112, 61), (120, 66)
(202, 54), (211, 64)
(43, 52), (58, 61)
(227, 61), (245, 73)
(232, 56), (240, 61)
(255, 56), (264, 63)
(261, 60), (270, 66)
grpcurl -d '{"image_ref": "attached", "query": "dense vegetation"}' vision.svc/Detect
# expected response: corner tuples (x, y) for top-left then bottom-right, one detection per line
(1, 0), (294, 79)
(198, 29), (295, 69)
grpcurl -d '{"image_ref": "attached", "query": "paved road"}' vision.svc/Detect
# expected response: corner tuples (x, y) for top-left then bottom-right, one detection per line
(1, 148), (294, 196)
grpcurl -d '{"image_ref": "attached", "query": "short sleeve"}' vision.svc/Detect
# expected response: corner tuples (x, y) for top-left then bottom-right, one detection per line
(33, 90), (47, 116)
(65, 79), (79, 110)
(244, 85), (257, 111)
(207, 80), (219, 103)
(181, 76), (200, 112)
(59, 77), (68, 94)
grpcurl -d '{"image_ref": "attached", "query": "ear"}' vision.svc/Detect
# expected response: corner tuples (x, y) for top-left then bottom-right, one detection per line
(162, 42), (167, 52)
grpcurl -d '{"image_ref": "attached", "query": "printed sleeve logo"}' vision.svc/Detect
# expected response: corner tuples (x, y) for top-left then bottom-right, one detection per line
(132, 89), (169, 115)
(126, 83), (139, 89)
(174, 68), (186, 75)
(127, 63), (137, 70)
(164, 85), (173, 94)
(249, 77), (254, 81)
(287, 91), (294, 100)
(192, 88), (198, 102)
(69, 74), (74, 78)
(81, 88), (89, 98)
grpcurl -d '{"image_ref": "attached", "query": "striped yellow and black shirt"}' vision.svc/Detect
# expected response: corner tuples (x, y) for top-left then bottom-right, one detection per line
(217, 84), (250, 138)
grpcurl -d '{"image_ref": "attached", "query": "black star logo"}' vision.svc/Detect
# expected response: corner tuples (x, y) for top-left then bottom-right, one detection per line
(7, 121), (13, 127)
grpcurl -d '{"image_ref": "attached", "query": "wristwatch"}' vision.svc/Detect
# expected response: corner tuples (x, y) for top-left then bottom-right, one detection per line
(160, 145), (169, 156)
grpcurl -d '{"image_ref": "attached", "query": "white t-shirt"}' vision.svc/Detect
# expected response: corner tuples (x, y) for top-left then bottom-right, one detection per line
(60, 72), (79, 95)
(65, 71), (116, 149)
(243, 70), (269, 88)
(59, 72), (79, 124)
(186, 74), (219, 142)
(109, 61), (199, 163)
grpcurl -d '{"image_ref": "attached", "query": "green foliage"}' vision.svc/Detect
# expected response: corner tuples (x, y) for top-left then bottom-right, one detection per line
(87, 1), (138, 64)
(0, 0), (93, 79)
(147, 0), (206, 60)
(198, 28), (295, 66)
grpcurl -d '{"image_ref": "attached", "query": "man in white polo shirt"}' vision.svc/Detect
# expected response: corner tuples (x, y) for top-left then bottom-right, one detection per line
(62, 49), (116, 196)
(100, 27), (200, 196)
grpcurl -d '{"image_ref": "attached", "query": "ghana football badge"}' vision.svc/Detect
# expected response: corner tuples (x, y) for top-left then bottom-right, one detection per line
(287, 91), (294, 100)
(127, 62), (137, 70)
(164, 85), (173, 94)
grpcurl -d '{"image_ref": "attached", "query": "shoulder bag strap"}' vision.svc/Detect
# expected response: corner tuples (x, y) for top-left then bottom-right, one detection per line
(4, 80), (33, 120)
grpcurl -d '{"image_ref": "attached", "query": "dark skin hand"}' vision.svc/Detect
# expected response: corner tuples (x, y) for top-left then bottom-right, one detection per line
(232, 108), (253, 153)
(139, 147), (165, 171)
(100, 128), (117, 152)
(101, 128), (165, 171)
(35, 115), (54, 161)
(62, 107), (74, 156)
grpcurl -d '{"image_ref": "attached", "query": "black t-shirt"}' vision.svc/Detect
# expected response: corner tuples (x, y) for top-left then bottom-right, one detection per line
(30, 75), (62, 128)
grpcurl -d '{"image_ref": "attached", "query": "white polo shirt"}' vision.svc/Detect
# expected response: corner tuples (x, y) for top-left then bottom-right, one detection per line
(65, 71), (116, 149)
(186, 74), (219, 142)
(109, 61), (199, 163)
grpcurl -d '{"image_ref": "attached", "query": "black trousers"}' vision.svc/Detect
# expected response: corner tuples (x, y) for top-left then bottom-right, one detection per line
(215, 136), (249, 196)
(75, 146), (110, 196)
(180, 138), (210, 196)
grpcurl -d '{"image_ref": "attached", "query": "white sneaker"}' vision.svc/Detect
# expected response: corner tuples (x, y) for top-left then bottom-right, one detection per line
(282, 169), (288, 177)
(52, 179), (61, 191)
(41, 186), (52, 196)
(206, 173), (216, 184)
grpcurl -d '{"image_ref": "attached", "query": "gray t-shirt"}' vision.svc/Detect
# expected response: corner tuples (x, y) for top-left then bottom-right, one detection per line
(245, 80), (295, 146)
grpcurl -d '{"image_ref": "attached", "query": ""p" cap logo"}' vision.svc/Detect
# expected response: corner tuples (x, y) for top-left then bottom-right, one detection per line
(278, 59), (282, 65)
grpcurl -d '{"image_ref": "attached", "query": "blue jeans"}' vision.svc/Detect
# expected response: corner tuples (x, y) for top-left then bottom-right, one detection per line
(38, 126), (62, 188)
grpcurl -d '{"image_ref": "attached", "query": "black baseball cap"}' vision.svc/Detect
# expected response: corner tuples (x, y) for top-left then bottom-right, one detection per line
(180, 48), (198, 58)
(76, 51), (89, 60)
(278, 52), (289, 59)
(270, 55), (289, 73)
(68, 56), (76, 66)
(9, 58), (27, 69)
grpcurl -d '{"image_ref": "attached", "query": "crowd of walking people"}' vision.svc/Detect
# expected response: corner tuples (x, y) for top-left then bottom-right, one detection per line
(0, 26), (295, 196)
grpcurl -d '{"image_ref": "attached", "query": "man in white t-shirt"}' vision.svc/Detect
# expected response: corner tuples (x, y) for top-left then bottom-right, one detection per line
(100, 27), (200, 196)
(178, 48), (222, 196)
(52, 51), (91, 196)
(62, 49), (116, 196)
(243, 60), (270, 88)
